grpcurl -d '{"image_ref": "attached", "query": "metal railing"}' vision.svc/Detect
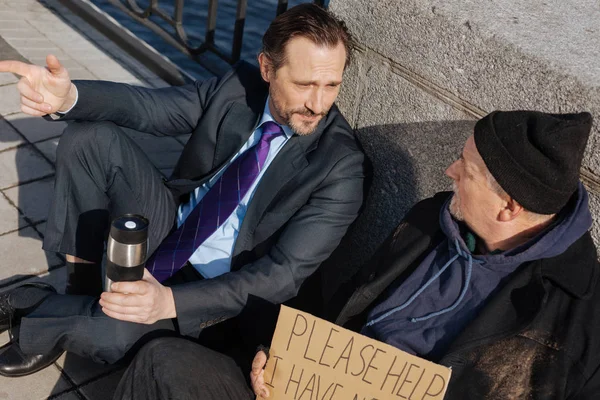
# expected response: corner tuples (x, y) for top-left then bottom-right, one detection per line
(104, 0), (329, 75)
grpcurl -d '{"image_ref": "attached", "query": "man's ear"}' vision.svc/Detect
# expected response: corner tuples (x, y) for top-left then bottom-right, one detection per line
(498, 197), (524, 222)
(258, 53), (271, 83)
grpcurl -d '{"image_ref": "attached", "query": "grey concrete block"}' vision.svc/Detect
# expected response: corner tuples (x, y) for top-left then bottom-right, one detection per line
(328, 56), (474, 275)
(5, 112), (66, 143)
(0, 144), (53, 189)
(4, 176), (54, 223)
(0, 118), (25, 151)
(0, 191), (26, 234)
(0, 362), (72, 399)
(330, 0), (600, 177)
(0, 225), (62, 286)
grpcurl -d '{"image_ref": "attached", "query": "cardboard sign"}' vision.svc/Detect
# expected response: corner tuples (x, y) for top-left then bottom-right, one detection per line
(259, 306), (451, 400)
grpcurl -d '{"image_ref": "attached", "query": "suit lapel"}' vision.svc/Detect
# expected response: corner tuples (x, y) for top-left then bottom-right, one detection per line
(212, 102), (262, 168)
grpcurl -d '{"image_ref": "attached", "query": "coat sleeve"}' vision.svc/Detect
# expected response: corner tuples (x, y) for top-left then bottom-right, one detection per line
(54, 75), (221, 136)
(572, 363), (600, 399)
(170, 149), (366, 336)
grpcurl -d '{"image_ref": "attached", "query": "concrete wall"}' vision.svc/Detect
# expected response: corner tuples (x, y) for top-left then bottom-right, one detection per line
(327, 0), (600, 270)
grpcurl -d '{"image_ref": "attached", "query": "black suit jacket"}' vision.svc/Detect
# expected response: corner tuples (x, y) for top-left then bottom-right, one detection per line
(61, 61), (367, 336)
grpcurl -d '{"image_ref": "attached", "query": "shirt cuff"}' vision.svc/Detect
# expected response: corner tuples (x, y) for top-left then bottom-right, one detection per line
(57, 84), (79, 115)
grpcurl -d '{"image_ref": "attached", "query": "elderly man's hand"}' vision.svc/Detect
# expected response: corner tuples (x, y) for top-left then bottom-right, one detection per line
(99, 269), (177, 324)
(250, 350), (270, 398)
(0, 54), (75, 116)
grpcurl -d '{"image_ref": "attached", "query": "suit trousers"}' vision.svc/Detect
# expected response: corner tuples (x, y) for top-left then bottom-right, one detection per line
(18, 121), (205, 364)
(112, 337), (254, 400)
(43, 120), (178, 263)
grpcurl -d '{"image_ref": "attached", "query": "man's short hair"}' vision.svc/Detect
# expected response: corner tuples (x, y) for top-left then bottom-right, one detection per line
(261, 3), (352, 71)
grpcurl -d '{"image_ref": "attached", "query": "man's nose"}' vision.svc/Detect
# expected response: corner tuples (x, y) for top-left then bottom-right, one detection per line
(445, 160), (459, 179)
(306, 88), (324, 115)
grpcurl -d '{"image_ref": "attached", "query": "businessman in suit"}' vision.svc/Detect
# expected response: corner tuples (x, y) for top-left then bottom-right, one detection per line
(0, 4), (366, 376)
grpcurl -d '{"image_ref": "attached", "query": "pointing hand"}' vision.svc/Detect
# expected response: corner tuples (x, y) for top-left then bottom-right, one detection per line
(0, 54), (76, 116)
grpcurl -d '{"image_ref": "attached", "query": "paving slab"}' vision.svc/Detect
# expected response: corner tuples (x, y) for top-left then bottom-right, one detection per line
(0, 226), (62, 287)
(0, 72), (18, 86)
(50, 391), (81, 400)
(66, 67), (98, 81)
(0, 144), (53, 189)
(0, 191), (27, 234)
(0, 264), (67, 295)
(0, 327), (8, 346)
(0, 118), (26, 151)
(78, 368), (125, 400)
(0, 84), (21, 116)
(5, 112), (66, 143)
(0, 356), (72, 400)
(4, 176), (55, 223)
(56, 352), (121, 386)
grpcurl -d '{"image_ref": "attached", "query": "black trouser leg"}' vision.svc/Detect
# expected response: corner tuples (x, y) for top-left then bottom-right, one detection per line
(112, 337), (255, 400)
(16, 265), (203, 364)
(43, 121), (177, 263)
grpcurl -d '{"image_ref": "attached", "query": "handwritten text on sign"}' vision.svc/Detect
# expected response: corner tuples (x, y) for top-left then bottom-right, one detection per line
(259, 306), (451, 400)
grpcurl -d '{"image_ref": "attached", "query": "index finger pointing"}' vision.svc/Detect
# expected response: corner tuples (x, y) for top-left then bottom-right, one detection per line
(0, 60), (31, 77)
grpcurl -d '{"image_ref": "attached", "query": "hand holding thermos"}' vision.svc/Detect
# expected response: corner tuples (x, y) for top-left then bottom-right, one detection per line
(99, 215), (177, 324)
(105, 214), (149, 292)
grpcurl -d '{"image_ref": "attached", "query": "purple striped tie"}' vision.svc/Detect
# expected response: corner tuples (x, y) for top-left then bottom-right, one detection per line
(147, 121), (284, 282)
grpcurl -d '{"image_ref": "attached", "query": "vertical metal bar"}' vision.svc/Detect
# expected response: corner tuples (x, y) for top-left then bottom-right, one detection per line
(206, 0), (218, 44)
(231, 0), (247, 63)
(173, 0), (189, 43)
(276, 0), (288, 16)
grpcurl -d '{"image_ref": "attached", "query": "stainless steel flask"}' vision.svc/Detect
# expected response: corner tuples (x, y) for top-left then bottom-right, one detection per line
(105, 214), (149, 292)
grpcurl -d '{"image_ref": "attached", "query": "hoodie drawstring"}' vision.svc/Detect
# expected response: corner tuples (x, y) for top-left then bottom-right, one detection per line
(366, 238), (479, 327)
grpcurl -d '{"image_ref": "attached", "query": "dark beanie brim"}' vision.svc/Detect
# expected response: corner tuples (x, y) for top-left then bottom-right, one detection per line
(474, 111), (592, 214)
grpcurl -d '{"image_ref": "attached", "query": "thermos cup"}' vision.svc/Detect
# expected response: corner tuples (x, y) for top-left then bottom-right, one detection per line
(105, 214), (149, 292)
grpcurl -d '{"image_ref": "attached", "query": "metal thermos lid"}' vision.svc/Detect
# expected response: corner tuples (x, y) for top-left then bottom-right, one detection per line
(110, 214), (149, 245)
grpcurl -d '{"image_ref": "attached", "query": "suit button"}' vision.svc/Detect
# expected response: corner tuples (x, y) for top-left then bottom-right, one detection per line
(368, 272), (376, 282)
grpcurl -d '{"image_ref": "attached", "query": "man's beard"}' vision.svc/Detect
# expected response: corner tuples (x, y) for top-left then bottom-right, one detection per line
(449, 182), (464, 221)
(271, 95), (327, 136)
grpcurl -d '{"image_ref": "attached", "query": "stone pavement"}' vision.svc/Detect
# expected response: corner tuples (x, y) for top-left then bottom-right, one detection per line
(0, 1), (187, 398)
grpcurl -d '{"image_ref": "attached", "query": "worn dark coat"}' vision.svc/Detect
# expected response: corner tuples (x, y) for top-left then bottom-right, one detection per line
(334, 191), (600, 399)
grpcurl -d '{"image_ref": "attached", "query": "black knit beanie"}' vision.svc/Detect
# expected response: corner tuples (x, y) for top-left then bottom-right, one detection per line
(474, 110), (592, 214)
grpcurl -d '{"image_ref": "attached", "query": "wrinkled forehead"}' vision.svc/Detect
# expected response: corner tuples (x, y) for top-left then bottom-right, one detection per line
(282, 37), (346, 78)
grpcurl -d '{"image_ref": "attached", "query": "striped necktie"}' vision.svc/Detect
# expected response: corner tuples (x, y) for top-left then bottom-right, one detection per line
(147, 121), (284, 282)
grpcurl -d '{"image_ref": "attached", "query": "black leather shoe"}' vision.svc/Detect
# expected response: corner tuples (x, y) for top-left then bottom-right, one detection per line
(0, 341), (64, 377)
(0, 282), (57, 335)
